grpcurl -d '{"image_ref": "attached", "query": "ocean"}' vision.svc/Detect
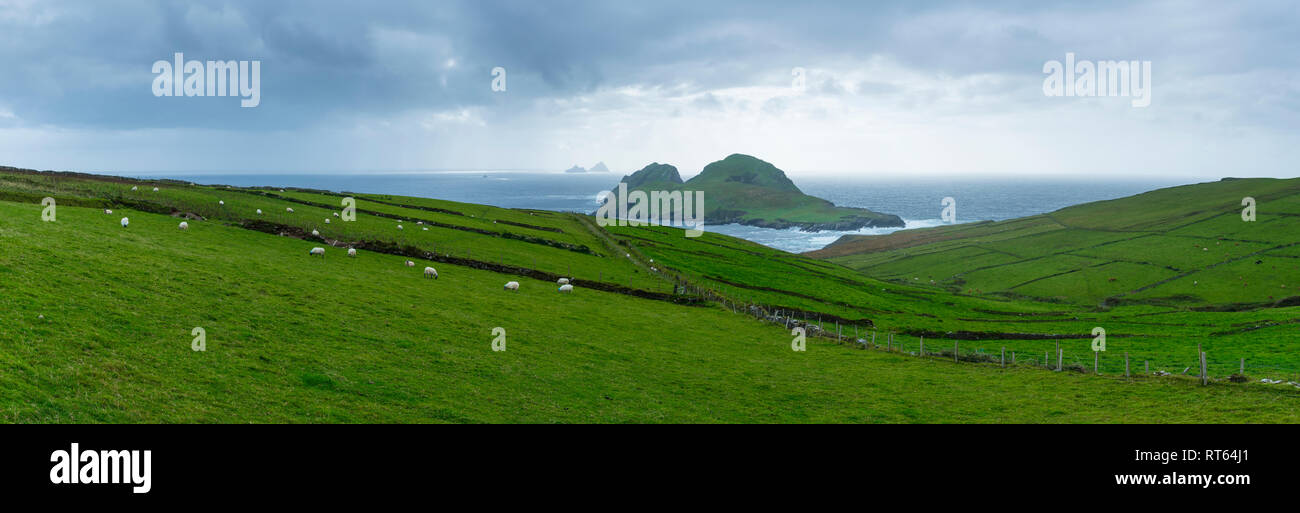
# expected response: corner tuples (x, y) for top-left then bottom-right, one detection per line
(131, 171), (1199, 253)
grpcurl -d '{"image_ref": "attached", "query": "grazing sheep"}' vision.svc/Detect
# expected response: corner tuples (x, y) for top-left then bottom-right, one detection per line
(397, 225), (404, 230)
(333, 212), (339, 217)
(256, 209), (263, 215)
(504, 281), (520, 291)
(424, 267), (438, 279)
(325, 218), (330, 224)
(286, 207), (294, 213)
(152, 187), (159, 192)
(178, 221), (189, 230)
(347, 248), (357, 257)
(422, 227), (428, 231)
(311, 229), (319, 236)
(104, 209), (113, 214)
(405, 260), (415, 267)
(557, 278), (570, 285)
(131, 186), (138, 191)
(417, 221), (423, 225)
(309, 247), (325, 258)
(558, 284), (573, 294)
(120, 217), (129, 227)
(219, 200), (224, 205)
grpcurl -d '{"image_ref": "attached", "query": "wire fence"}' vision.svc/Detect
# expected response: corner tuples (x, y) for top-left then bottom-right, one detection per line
(722, 301), (1300, 390)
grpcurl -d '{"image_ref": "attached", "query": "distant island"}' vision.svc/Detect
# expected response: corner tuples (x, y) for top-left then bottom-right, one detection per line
(564, 161), (611, 173)
(607, 154), (904, 232)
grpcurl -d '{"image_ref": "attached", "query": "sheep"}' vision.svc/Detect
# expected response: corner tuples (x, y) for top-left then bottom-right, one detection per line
(120, 217), (129, 227)
(152, 187), (159, 192)
(130, 186), (138, 191)
(504, 281), (520, 291)
(178, 221), (189, 230)
(397, 225), (404, 230)
(347, 248), (357, 257)
(309, 247), (325, 258)
(424, 267), (438, 279)
(104, 209), (113, 214)
(422, 227), (428, 231)
(256, 209), (263, 215)
(219, 200), (225, 205)
(286, 207), (294, 213)
(333, 212), (339, 217)
(405, 260), (416, 267)
(417, 221), (423, 225)
(311, 229), (320, 236)
(557, 278), (570, 285)
(558, 284), (573, 293)
(325, 218), (330, 224)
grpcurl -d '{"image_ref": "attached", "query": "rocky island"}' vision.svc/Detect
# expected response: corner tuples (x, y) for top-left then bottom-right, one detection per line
(607, 154), (904, 232)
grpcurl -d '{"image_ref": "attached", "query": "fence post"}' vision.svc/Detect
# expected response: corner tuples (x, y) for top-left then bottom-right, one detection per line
(1012, 352), (1016, 365)
(1145, 360), (1149, 374)
(1094, 351), (1099, 374)
(1001, 346), (1006, 368)
(1125, 352), (1130, 379)
(1240, 358), (1244, 375)
(871, 330), (876, 349)
(836, 322), (841, 342)
(1201, 351), (1208, 386)
(954, 340), (959, 363)
(1056, 342), (1062, 372)
(919, 337), (924, 356)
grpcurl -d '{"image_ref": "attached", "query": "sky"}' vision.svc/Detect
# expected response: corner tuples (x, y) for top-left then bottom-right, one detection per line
(0, 0), (1297, 179)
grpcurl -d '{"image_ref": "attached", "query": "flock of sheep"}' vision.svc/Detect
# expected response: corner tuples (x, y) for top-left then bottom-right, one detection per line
(112, 192), (577, 295)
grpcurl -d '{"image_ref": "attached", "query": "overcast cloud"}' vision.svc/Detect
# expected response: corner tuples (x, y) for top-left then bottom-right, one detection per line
(0, 0), (1297, 178)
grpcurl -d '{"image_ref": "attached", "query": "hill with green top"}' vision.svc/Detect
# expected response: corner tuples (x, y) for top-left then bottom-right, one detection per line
(609, 154), (903, 231)
(809, 177), (1300, 309)
(2, 165), (1299, 423)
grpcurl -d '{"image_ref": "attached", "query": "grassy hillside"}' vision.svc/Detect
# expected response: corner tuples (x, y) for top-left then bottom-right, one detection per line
(3, 167), (1299, 423)
(812, 177), (1300, 308)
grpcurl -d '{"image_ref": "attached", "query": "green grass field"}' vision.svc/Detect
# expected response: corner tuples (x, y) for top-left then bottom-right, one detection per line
(3, 167), (1299, 423)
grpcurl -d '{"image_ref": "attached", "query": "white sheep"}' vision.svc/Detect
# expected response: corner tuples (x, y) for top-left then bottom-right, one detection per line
(347, 248), (357, 257)
(424, 267), (438, 279)
(325, 218), (330, 224)
(417, 221), (423, 225)
(120, 217), (129, 227)
(219, 200), (225, 205)
(286, 207), (294, 213)
(152, 187), (159, 192)
(311, 229), (320, 236)
(178, 221), (189, 230)
(558, 284), (573, 294)
(256, 209), (263, 215)
(422, 227), (428, 231)
(309, 247), (325, 258)
(405, 260), (415, 267)
(504, 281), (520, 291)
(333, 212), (339, 217)
(104, 209), (113, 214)
(130, 186), (138, 191)
(397, 225), (404, 230)
(557, 278), (570, 285)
